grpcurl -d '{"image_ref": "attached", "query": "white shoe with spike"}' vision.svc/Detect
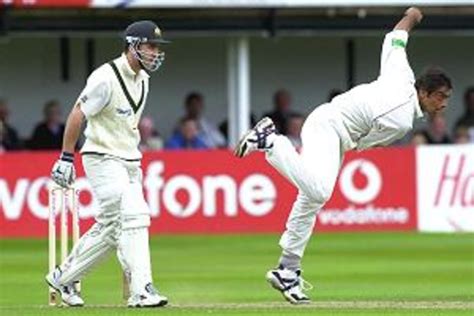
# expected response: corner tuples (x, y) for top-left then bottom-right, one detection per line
(45, 267), (84, 307)
(266, 266), (313, 305)
(234, 117), (276, 158)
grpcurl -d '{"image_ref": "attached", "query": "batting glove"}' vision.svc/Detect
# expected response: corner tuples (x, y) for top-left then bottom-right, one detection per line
(51, 152), (76, 188)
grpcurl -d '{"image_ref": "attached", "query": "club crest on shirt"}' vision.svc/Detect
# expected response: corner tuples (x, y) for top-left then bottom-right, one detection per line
(116, 107), (132, 117)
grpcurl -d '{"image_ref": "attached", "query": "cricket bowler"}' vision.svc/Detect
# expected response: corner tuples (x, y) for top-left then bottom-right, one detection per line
(235, 7), (452, 304)
(46, 20), (169, 307)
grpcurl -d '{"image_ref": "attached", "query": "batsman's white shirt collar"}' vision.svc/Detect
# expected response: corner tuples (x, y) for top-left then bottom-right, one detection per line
(117, 53), (150, 80)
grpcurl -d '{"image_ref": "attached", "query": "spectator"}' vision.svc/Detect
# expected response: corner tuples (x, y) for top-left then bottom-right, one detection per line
(181, 92), (225, 148)
(286, 113), (305, 149)
(0, 99), (21, 150)
(138, 116), (163, 151)
(28, 100), (65, 150)
(453, 125), (471, 144)
(165, 117), (208, 149)
(410, 130), (428, 145)
(327, 88), (344, 102)
(422, 113), (451, 144)
(455, 86), (474, 129)
(262, 89), (296, 135)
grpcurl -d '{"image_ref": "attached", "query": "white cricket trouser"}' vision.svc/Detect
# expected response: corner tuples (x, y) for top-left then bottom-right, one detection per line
(58, 154), (154, 295)
(266, 107), (343, 258)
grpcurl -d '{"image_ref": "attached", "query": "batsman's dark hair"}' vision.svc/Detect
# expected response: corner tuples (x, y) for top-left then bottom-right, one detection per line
(415, 67), (452, 95)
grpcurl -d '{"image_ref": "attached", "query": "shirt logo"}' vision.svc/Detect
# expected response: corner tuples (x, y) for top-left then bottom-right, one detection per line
(80, 95), (88, 103)
(391, 38), (406, 48)
(116, 107), (132, 117)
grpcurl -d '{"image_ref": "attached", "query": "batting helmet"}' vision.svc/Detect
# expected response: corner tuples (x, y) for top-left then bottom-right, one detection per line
(124, 20), (170, 72)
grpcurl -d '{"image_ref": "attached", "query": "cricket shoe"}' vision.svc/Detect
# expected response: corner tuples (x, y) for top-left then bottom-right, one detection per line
(45, 266), (84, 307)
(127, 283), (168, 308)
(234, 117), (276, 158)
(266, 266), (313, 305)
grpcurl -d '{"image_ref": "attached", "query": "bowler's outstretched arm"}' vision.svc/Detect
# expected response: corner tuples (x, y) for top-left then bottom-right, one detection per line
(394, 7), (423, 33)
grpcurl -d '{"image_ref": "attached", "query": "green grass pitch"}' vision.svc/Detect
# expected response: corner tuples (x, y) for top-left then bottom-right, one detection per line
(1, 232), (473, 315)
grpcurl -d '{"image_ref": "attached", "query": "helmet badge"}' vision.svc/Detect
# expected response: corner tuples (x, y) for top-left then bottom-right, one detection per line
(154, 27), (162, 37)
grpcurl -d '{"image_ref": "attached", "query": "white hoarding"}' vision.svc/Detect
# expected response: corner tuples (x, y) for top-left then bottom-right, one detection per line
(416, 144), (474, 232)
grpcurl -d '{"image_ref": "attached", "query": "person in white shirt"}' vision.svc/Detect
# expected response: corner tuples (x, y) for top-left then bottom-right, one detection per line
(47, 20), (170, 308)
(235, 7), (452, 305)
(139, 116), (164, 151)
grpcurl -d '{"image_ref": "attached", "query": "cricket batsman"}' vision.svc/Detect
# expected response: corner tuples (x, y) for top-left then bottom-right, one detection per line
(45, 20), (169, 307)
(235, 7), (452, 304)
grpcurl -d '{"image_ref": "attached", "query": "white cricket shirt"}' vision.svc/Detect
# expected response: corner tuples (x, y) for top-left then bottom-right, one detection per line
(323, 30), (424, 151)
(77, 54), (150, 160)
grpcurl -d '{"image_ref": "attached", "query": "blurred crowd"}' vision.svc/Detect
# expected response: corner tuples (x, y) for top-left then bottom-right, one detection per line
(1, 86), (473, 153)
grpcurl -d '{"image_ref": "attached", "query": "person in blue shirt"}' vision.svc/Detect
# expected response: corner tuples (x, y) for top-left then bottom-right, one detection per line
(165, 117), (208, 149)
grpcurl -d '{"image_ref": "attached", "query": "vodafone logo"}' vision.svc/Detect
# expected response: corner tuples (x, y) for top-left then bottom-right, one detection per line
(339, 159), (382, 204)
(144, 161), (276, 218)
(0, 160), (277, 221)
(320, 157), (410, 227)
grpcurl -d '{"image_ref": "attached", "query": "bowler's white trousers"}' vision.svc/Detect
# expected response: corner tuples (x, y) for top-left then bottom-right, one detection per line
(58, 154), (154, 296)
(266, 105), (343, 258)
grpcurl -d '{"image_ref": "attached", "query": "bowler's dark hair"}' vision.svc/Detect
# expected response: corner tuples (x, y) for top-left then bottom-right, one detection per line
(415, 67), (452, 95)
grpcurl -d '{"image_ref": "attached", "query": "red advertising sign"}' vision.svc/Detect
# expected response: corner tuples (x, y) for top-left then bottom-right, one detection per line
(320, 147), (417, 232)
(0, 151), (296, 237)
(0, 148), (417, 238)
